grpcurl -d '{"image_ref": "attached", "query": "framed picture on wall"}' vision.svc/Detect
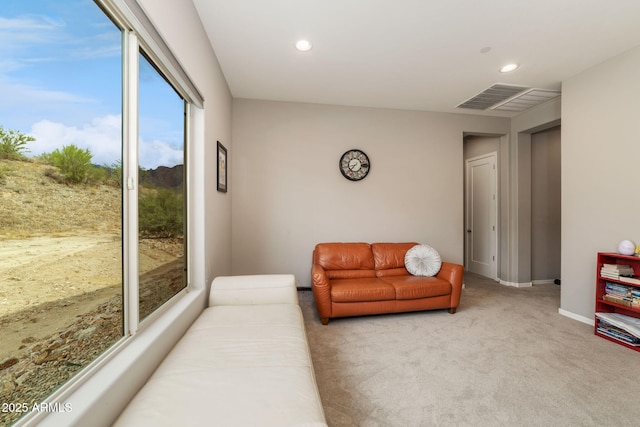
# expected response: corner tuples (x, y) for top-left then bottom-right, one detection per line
(217, 141), (227, 193)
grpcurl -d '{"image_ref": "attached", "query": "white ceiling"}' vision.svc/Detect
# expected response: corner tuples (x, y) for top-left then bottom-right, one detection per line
(191, 0), (640, 117)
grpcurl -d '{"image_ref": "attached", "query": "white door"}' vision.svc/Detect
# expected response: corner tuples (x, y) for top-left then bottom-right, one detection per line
(465, 153), (498, 279)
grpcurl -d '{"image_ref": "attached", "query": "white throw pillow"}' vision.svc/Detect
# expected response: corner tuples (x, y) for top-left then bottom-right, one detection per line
(404, 244), (442, 277)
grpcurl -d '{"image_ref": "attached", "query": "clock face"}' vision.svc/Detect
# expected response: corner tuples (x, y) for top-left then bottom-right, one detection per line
(340, 149), (370, 181)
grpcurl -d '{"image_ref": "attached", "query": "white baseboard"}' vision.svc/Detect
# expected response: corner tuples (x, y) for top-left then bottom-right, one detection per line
(558, 308), (594, 326)
(499, 279), (533, 288)
(532, 279), (556, 285)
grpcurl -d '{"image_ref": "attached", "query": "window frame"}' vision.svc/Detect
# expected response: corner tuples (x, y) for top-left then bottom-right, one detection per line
(97, 0), (204, 109)
(136, 48), (190, 325)
(14, 2), (202, 423)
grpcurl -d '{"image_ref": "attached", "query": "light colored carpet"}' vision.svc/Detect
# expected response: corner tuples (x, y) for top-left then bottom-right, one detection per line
(299, 273), (640, 426)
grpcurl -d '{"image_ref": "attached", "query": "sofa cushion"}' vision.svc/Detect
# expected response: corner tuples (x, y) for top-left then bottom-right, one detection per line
(381, 276), (451, 300)
(330, 278), (396, 302)
(404, 244), (442, 276)
(315, 242), (375, 271)
(326, 269), (377, 280)
(371, 242), (418, 271)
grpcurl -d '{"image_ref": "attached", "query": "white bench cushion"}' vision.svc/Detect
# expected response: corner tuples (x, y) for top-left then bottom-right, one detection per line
(115, 297), (326, 426)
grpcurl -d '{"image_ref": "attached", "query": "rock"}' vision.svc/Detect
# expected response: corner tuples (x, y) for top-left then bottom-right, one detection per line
(75, 326), (97, 340)
(35, 351), (50, 365)
(1, 377), (16, 394)
(46, 340), (63, 352)
(0, 357), (19, 371)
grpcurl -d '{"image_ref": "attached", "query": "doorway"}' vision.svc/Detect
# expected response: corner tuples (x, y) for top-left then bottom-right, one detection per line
(531, 125), (561, 284)
(465, 152), (498, 280)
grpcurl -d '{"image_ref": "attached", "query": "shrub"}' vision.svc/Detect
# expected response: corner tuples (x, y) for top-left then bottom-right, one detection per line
(106, 160), (123, 187)
(88, 166), (108, 184)
(46, 144), (93, 184)
(0, 126), (33, 160)
(138, 188), (184, 238)
(44, 167), (65, 184)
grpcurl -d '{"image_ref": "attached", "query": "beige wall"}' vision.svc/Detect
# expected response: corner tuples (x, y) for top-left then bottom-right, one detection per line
(561, 45), (640, 322)
(464, 135), (500, 160)
(231, 100), (509, 286)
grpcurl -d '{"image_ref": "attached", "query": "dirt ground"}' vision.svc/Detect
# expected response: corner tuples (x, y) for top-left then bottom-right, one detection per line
(0, 233), (182, 362)
(0, 233), (184, 426)
(0, 233), (122, 362)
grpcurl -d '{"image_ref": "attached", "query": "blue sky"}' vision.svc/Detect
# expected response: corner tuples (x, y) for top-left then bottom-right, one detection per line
(0, 0), (184, 169)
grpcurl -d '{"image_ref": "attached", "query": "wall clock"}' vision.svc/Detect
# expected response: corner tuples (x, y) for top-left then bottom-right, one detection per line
(339, 149), (370, 181)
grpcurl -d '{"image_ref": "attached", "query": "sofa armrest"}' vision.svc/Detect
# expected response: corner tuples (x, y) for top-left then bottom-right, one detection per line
(209, 274), (298, 307)
(311, 264), (332, 324)
(437, 262), (464, 310)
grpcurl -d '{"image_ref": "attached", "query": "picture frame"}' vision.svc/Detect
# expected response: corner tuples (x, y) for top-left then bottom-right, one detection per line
(217, 141), (227, 193)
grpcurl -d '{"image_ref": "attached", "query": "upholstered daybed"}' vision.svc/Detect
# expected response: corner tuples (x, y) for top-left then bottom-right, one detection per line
(115, 274), (327, 426)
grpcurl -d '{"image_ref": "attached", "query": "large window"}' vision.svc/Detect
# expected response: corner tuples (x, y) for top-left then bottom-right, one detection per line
(0, 1), (194, 425)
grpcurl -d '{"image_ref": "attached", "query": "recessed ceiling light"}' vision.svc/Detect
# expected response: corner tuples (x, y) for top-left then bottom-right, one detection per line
(295, 39), (312, 52)
(500, 63), (519, 73)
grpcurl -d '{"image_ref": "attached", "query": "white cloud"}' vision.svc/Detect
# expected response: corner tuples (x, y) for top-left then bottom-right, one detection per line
(139, 138), (184, 170)
(0, 13), (119, 71)
(0, 15), (63, 31)
(28, 116), (182, 169)
(0, 80), (94, 105)
(29, 116), (121, 167)
(0, 15), (65, 59)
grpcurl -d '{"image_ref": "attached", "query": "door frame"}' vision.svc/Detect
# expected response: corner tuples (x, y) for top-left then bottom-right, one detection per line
(464, 151), (498, 280)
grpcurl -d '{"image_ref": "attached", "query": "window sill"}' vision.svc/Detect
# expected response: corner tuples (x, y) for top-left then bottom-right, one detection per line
(20, 288), (206, 427)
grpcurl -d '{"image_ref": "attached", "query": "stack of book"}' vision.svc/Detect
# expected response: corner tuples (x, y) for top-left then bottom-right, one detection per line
(603, 282), (640, 308)
(596, 312), (640, 346)
(600, 263), (635, 280)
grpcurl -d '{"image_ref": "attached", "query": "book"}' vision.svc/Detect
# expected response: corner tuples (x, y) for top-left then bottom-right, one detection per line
(602, 263), (634, 271)
(605, 283), (632, 300)
(603, 294), (634, 307)
(601, 264), (635, 277)
(597, 326), (640, 346)
(597, 318), (640, 345)
(619, 276), (640, 285)
(596, 312), (640, 339)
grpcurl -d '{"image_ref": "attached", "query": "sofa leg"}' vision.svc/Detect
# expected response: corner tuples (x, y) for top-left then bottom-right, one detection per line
(320, 317), (329, 325)
(448, 308), (457, 314)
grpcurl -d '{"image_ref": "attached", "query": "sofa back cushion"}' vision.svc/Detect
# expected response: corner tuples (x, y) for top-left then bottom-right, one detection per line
(371, 242), (418, 276)
(314, 243), (376, 279)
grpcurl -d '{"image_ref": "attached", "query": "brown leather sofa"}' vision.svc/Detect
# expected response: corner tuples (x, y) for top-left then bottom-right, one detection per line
(311, 242), (463, 324)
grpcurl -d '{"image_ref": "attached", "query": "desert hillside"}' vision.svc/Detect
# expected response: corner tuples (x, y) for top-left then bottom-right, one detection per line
(0, 159), (121, 239)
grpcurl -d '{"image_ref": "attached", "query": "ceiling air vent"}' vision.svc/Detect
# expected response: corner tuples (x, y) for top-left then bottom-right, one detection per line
(457, 83), (530, 110)
(492, 88), (561, 112)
